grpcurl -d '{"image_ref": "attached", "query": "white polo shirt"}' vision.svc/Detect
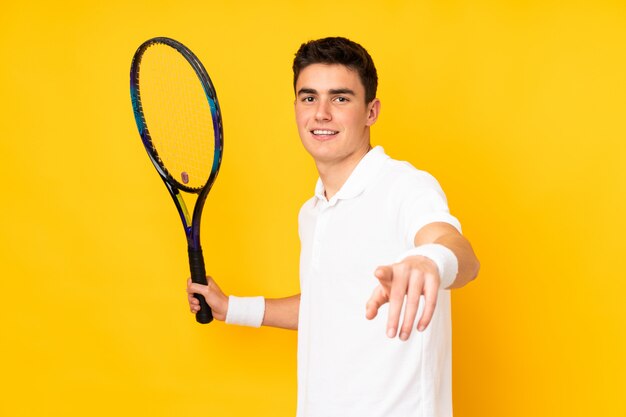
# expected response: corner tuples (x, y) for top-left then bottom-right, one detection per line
(296, 146), (462, 417)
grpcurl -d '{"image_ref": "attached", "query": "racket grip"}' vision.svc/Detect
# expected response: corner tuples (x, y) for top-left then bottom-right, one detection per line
(188, 247), (214, 324)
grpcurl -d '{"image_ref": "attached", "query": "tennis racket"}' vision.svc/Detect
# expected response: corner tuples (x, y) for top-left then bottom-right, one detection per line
(130, 37), (223, 324)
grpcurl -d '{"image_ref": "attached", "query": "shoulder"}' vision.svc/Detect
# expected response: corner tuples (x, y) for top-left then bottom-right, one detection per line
(297, 196), (317, 239)
(382, 156), (462, 241)
(298, 195), (317, 213)
(382, 157), (446, 196)
(297, 195), (317, 222)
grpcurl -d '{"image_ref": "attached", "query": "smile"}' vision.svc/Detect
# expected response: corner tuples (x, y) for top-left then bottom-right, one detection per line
(311, 129), (338, 136)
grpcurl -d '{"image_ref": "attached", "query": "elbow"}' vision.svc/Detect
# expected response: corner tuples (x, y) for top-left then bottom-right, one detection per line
(470, 257), (480, 282)
(450, 257), (480, 289)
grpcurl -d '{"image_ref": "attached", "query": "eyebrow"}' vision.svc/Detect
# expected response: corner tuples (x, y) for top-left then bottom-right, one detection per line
(297, 88), (356, 96)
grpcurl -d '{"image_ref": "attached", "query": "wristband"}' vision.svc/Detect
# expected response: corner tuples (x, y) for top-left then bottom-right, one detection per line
(225, 296), (266, 327)
(396, 244), (459, 289)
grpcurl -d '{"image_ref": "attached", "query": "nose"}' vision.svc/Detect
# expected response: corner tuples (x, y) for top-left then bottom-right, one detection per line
(314, 100), (332, 122)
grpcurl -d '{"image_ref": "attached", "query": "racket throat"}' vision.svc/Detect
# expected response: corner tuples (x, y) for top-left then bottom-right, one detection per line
(176, 193), (192, 226)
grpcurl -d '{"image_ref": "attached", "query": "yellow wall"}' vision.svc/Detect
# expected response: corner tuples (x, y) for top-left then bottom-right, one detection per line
(1, 1), (624, 416)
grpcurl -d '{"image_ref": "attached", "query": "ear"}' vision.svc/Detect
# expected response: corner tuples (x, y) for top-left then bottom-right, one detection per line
(365, 98), (381, 127)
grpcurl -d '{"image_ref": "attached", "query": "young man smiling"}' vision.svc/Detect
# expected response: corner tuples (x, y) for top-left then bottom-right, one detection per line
(188, 37), (480, 417)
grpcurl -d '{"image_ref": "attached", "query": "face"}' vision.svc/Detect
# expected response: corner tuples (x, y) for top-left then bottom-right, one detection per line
(294, 64), (380, 167)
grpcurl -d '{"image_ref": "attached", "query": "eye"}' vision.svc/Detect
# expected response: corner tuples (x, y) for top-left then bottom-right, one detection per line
(334, 96), (349, 103)
(302, 96), (315, 103)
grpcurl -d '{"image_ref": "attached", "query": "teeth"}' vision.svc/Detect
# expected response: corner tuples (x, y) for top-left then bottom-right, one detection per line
(313, 129), (337, 135)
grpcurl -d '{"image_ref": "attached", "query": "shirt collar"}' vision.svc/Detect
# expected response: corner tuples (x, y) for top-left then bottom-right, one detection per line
(314, 146), (389, 205)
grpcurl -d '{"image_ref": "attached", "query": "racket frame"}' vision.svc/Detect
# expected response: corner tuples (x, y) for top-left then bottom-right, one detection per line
(130, 37), (224, 324)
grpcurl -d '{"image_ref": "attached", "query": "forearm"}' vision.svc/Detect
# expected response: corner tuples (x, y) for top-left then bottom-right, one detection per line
(261, 294), (300, 330)
(187, 278), (300, 329)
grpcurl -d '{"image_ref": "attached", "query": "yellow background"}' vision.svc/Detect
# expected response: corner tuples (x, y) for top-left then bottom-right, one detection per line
(1, 0), (624, 416)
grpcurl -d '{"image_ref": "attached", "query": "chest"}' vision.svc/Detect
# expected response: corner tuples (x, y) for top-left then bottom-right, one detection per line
(299, 191), (405, 281)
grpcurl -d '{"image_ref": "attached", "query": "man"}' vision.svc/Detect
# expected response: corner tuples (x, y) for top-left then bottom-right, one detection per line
(188, 37), (479, 417)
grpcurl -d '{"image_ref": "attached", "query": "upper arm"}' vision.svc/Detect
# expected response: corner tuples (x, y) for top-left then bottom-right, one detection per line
(413, 222), (463, 247)
(392, 168), (461, 247)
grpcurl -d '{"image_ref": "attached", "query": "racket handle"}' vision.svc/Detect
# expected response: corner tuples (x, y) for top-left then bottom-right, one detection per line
(188, 246), (214, 324)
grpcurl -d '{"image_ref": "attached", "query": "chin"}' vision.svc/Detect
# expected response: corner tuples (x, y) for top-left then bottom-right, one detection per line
(304, 136), (337, 151)
(307, 146), (346, 165)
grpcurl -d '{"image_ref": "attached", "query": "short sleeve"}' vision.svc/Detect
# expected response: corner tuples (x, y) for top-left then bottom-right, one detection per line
(390, 165), (462, 248)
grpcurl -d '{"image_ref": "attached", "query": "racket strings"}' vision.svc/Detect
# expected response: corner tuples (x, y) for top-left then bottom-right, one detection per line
(138, 43), (215, 191)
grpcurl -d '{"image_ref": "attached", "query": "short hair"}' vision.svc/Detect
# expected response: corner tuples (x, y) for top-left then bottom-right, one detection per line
(292, 37), (378, 103)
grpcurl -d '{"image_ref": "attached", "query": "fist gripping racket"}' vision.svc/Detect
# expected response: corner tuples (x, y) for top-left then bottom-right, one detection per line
(130, 37), (223, 324)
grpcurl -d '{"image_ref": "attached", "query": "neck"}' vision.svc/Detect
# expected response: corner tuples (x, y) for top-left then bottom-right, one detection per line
(316, 143), (372, 200)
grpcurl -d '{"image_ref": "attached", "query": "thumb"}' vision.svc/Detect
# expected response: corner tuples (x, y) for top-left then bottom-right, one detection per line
(375, 265), (393, 285)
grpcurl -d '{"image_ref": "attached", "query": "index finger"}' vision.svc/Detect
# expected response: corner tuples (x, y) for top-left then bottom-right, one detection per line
(386, 263), (409, 338)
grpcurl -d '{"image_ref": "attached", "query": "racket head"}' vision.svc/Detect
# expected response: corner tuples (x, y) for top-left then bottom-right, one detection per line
(130, 37), (223, 196)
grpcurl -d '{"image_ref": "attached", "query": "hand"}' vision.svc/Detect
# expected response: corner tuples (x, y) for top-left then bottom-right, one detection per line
(187, 277), (229, 321)
(365, 255), (440, 341)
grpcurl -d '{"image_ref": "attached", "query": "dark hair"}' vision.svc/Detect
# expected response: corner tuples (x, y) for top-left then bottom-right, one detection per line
(292, 37), (378, 103)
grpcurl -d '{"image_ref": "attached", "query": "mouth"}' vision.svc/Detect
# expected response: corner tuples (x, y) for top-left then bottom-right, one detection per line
(310, 129), (339, 140)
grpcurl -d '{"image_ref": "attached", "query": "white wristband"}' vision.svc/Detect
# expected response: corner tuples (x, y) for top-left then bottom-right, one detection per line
(396, 244), (459, 290)
(225, 296), (266, 327)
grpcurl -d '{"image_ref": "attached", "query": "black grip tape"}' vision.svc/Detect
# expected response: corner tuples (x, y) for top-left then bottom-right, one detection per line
(188, 247), (213, 324)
